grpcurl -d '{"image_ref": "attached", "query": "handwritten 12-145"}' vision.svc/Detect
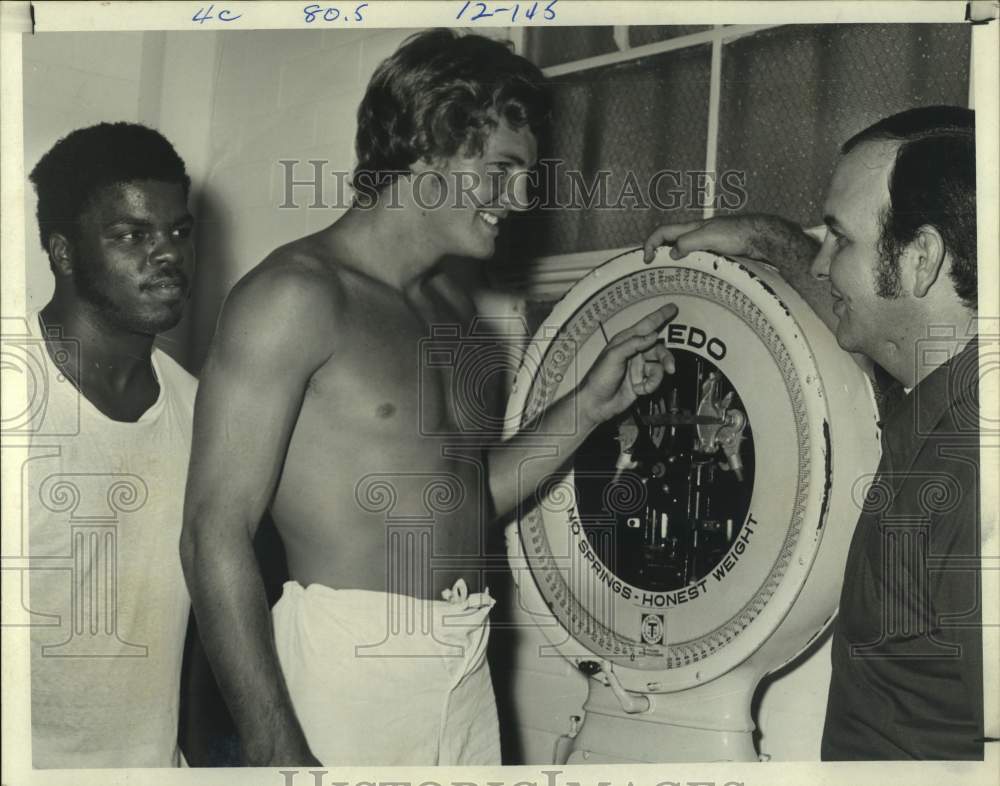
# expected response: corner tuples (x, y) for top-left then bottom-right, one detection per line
(457, 0), (558, 23)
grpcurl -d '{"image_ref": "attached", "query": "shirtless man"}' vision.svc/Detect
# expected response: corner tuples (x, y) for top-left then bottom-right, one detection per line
(180, 30), (676, 767)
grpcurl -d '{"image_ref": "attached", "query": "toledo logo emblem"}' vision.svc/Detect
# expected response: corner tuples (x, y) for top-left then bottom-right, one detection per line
(641, 613), (665, 645)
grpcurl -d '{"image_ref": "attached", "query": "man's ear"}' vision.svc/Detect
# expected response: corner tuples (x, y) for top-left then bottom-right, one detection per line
(905, 224), (946, 298)
(47, 233), (74, 278)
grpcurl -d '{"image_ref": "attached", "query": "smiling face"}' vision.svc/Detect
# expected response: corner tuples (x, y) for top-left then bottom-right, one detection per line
(418, 119), (538, 261)
(812, 141), (911, 363)
(67, 179), (194, 335)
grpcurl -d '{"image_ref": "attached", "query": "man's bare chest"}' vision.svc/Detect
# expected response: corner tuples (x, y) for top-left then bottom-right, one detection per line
(299, 293), (485, 437)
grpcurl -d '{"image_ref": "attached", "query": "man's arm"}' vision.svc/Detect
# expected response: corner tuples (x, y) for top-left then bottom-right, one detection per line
(489, 304), (677, 519)
(642, 215), (873, 378)
(179, 264), (338, 766)
(642, 214), (836, 330)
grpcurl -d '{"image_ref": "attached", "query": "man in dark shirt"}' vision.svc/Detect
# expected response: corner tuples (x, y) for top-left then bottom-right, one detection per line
(643, 105), (983, 759)
(822, 333), (981, 759)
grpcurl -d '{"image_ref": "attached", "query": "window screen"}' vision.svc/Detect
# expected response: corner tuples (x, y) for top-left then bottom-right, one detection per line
(523, 26), (617, 68)
(502, 44), (711, 262)
(505, 23), (970, 263)
(716, 24), (971, 226)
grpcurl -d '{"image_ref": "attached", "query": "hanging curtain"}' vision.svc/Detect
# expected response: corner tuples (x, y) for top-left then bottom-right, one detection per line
(499, 22), (971, 272)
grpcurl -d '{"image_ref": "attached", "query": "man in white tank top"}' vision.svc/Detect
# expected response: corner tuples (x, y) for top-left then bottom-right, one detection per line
(24, 122), (197, 768)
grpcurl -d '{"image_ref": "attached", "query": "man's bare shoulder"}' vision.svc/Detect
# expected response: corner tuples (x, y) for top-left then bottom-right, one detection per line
(212, 238), (352, 369)
(238, 238), (348, 314)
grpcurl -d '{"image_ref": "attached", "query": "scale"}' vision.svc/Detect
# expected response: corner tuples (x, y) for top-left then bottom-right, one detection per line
(503, 248), (881, 762)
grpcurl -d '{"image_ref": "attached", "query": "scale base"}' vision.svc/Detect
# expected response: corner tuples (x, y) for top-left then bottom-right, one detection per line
(566, 666), (760, 763)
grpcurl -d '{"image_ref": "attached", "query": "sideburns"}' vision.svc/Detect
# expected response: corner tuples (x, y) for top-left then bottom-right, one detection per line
(875, 208), (903, 299)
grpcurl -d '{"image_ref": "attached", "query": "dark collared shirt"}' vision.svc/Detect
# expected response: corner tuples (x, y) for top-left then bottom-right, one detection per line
(822, 339), (984, 760)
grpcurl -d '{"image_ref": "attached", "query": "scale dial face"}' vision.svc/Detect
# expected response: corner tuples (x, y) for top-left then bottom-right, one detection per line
(506, 249), (878, 689)
(574, 349), (755, 595)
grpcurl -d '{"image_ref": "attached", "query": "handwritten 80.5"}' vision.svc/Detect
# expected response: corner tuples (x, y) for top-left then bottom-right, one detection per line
(457, 0), (558, 22)
(303, 3), (369, 23)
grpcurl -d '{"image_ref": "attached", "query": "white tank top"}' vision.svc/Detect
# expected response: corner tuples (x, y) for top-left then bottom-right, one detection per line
(25, 311), (197, 768)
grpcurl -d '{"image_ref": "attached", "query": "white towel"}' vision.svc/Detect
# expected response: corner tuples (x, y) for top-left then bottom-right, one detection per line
(272, 579), (500, 766)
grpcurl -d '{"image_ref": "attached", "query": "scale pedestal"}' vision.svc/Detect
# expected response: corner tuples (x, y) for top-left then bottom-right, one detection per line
(566, 664), (761, 763)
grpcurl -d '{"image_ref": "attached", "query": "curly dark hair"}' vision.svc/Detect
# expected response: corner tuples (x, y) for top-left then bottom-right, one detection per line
(29, 122), (191, 260)
(842, 106), (976, 309)
(352, 29), (548, 200)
